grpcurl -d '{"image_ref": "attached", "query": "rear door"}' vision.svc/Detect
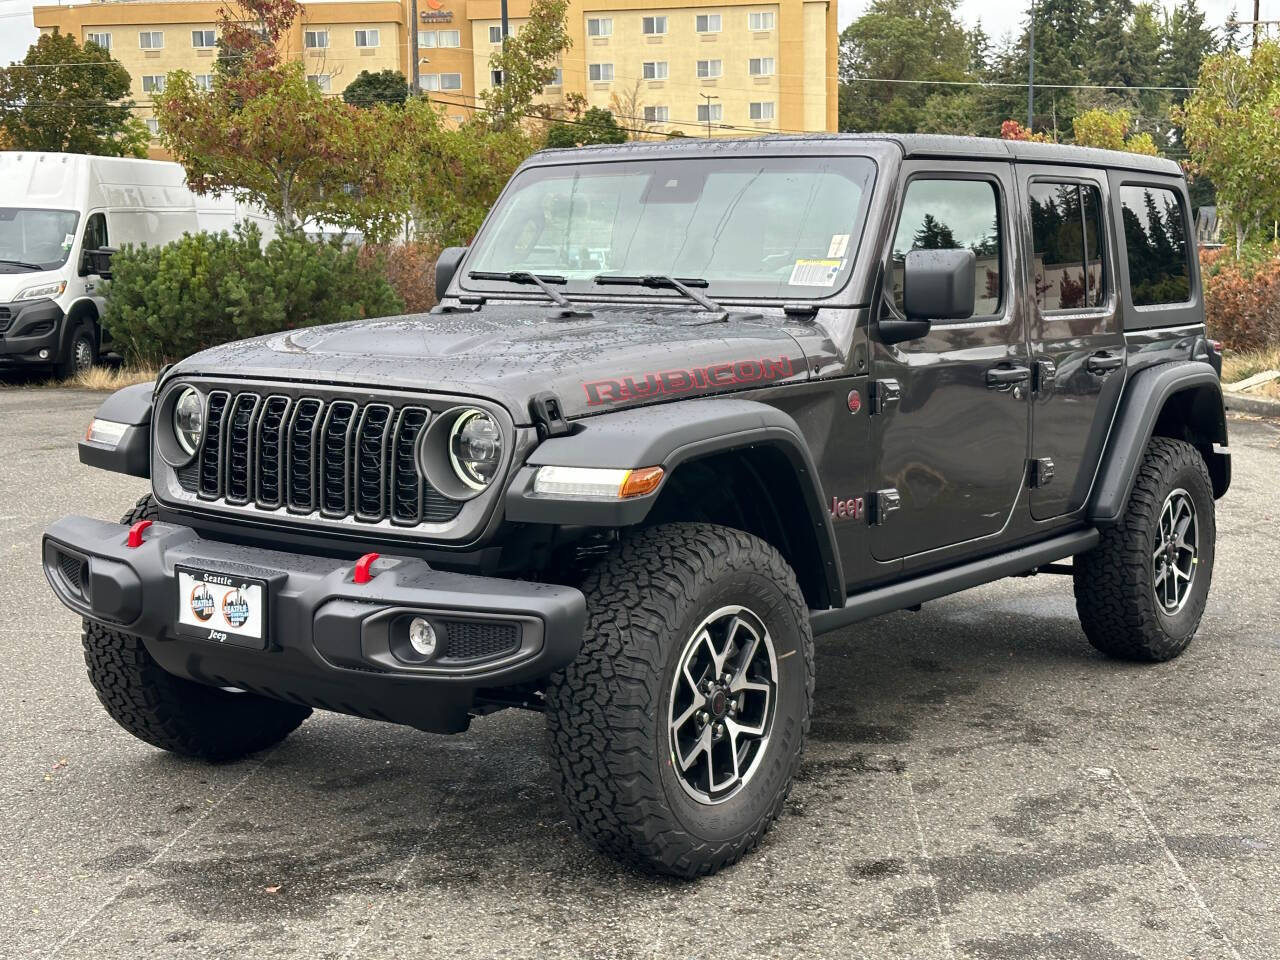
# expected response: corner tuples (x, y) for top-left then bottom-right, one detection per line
(1018, 166), (1125, 519)
(868, 161), (1031, 561)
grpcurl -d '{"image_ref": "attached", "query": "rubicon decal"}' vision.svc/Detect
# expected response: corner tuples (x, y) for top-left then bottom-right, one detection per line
(584, 356), (796, 406)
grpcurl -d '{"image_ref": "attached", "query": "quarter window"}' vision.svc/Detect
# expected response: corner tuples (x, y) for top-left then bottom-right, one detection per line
(1120, 185), (1191, 306)
(1028, 181), (1107, 312)
(643, 15), (667, 34)
(586, 17), (612, 36)
(892, 178), (1003, 316)
(642, 60), (668, 80)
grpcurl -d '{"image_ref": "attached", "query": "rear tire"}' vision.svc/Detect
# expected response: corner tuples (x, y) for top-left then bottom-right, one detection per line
(1073, 437), (1216, 662)
(546, 523), (814, 877)
(80, 496), (311, 761)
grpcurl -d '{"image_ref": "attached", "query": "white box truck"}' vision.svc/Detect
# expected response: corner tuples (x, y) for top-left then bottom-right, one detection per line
(0, 152), (272, 378)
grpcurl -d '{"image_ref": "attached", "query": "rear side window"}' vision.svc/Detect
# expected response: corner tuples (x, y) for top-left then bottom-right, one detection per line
(892, 178), (1002, 316)
(1029, 181), (1106, 312)
(1120, 185), (1190, 306)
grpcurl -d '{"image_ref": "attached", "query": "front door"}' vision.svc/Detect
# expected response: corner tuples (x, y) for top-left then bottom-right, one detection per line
(869, 162), (1031, 561)
(1019, 168), (1125, 519)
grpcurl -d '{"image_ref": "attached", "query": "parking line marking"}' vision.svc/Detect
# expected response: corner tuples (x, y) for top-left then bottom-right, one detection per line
(38, 750), (276, 960)
(337, 844), (424, 960)
(903, 770), (957, 960)
(1105, 768), (1244, 960)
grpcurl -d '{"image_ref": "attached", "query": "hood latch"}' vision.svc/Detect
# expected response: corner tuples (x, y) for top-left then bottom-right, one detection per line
(530, 391), (571, 439)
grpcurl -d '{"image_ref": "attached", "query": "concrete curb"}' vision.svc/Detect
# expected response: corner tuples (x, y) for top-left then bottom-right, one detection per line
(1225, 391), (1280, 418)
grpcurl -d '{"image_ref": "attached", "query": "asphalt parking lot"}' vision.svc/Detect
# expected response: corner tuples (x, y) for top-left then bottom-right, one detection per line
(2, 386), (1278, 960)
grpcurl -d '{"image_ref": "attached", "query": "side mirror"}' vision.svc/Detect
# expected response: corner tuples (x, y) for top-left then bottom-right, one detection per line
(881, 248), (976, 344)
(434, 246), (468, 301)
(83, 247), (116, 280)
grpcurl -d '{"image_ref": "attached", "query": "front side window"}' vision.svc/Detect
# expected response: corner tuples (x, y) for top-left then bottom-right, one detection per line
(642, 60), (668, 80)
(587, 17), (612, 36)
(749, 11), (775, 30)
(1120, 185), (1191, 306)
(696, 59), (722, 78)
(0, 208), (80, 270)
(892, 178), (1003, 316)
(1029, 181), (1107, 312)
(141, 75), (165, 93)
(355, 29), (379, 47)
(749, 57), (775, 76)
(643, 15), (667, 34)
(464, 156), (877, 301)
(588, 63), (614, 82)
(83, 212), (109, 251)
(305, 29), (329, 49)
(696, 13), (722, 32)
(139, 31), (163, 49)
(191, 29), (216, 48)
(86, 32), (111, 50)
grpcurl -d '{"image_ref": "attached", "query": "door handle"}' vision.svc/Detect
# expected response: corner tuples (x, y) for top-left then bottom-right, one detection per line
(986, 365), (1031, 390)
(1086, 352), (1124, 374)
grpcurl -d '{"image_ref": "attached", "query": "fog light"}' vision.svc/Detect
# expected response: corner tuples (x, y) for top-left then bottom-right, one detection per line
(38, 349), (50, 360)
(408, 617), (438, 658)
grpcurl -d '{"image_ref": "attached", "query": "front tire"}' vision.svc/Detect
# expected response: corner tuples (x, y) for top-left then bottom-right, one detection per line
(54, 324), (96, 380)
(546, 523), (814, 877)
(1074, 437), (1216, 661)
(81, 496), (311, 761)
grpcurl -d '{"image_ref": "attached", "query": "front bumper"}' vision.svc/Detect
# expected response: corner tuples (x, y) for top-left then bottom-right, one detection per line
(43, 515), (587, 733)
(0, 298), (64, 364)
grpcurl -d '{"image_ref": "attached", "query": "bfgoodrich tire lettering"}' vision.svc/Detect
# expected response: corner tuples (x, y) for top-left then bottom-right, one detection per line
(545, 522), (814, 877)
(1074, 437), (1216, 662)
(81, 495), (311, 761)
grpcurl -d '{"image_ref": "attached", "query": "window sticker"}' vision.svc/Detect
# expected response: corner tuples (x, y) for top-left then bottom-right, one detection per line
(827, 234), (850, 258)
(63, 234), (74, 248)
(789, 258), (843, 287)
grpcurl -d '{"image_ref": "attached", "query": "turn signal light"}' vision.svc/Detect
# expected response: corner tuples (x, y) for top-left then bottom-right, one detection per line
(619, 466), (665, 498)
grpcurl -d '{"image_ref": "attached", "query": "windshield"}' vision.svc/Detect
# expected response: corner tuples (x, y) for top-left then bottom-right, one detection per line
(464, 156), (876, 301)
(0, 208), (80, 271)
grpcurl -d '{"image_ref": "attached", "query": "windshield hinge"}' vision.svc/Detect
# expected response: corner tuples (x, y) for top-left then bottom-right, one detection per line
(782, 303), (819, 322)
(529, 392), (571, 439)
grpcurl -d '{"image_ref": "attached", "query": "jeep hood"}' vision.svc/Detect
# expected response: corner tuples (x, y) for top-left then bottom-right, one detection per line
(171, 304), (811, 424)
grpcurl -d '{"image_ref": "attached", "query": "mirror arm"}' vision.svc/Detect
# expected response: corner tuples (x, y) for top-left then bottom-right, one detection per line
(878, 317), (933, 345)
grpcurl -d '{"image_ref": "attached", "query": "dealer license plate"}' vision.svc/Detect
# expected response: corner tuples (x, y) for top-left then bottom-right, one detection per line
(176, 566), (268, 649)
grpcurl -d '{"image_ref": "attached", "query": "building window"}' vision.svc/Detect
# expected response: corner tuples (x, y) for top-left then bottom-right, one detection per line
(418, 30), (436, 47)
(642, 61), (668, 80)
(588, 63), (614, 82)
(546, 67), (563, 86)
(419, 73), (440, 91)
(139, 31), (164, 49)
(491, 69), (504, 87)
(748, 11), (775, 30)
(586, 17), (612, 37)
(141, 75), (165, 93)
(86, 32), (111, 51)
(304, 29), (328, 49)
(440, 73), (462, 90)
(642, 15), (667, 35)
(748, 57), (775, 77)
(308, 74), (331, 92)
(696, 59), (722, 79)
(438, 29), (460, 47)
(1120, 186), (1191, 306)
(697, 102), (723, 122)
(749, 101), (775, 120)
(193, 74), (214, 91)
(191, 29), (216, 48)
(644, 105), (669, 122)
(146, 117), (160, 136)
(695, 14), (722, 33)
(354, 29), (379, 48)
(489, 25), (505, 43)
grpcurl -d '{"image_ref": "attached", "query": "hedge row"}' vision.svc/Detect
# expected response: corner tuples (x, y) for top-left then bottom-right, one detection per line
(1202, 247), (1280, 353)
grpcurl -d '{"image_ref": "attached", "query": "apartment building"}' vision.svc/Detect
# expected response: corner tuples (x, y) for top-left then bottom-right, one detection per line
(32, 0), (836, 146)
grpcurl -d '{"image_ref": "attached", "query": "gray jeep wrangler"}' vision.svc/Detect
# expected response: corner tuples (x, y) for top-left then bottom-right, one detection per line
(44, 135), (1229, 877)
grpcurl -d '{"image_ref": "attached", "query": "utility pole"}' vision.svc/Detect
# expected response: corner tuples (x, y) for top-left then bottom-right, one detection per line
(409, 0), (419, 92)
(1255, 0), (1262, 49)
(1027, 0), (1035, 131)
(701, 92), (718, 138)
(501, 0), (509, 46)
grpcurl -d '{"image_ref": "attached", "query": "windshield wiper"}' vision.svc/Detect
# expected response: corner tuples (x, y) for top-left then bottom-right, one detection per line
(593, 274), (724, 315)
(0, 258), (44, 271)
(469, 270), (571, 306)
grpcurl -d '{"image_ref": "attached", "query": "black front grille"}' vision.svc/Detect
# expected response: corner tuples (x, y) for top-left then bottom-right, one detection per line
(440, 620), (521, 662)
(57, 551), (88, 597)
(0, 306), (11, 333)
(185, 390), (462, 526)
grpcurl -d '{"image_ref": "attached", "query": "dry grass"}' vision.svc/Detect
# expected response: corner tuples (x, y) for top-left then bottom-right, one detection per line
(45, 365), (158, 391)
(1221, 348), (1280, 387)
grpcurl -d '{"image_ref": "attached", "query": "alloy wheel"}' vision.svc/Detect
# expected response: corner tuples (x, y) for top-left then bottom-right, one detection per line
(1153, 488), (1198, 616)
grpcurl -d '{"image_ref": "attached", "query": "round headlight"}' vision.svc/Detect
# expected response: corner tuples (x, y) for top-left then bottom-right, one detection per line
(173, 387), (204, 456)
(448, 409), (503, 490)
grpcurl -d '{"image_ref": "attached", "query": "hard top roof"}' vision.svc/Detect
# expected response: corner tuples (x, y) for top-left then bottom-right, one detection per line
(530, 132), (1183, 177)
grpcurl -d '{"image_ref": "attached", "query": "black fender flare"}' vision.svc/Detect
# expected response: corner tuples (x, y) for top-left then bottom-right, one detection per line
(78, 381), (154, 479)
(505, 397), (844, 603)
(1087, 360), (1229, 526)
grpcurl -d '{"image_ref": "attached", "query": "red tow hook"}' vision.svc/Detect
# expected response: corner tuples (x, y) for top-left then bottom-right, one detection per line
(353, 552), (380, 585)
(126, 520), (153, 549)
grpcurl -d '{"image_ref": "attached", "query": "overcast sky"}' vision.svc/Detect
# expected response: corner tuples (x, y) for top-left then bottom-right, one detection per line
(0, 0), (1261, 71)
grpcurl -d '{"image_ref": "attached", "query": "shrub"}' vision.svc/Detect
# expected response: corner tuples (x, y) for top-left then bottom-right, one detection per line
(1201, 246), (1280, 353)
(102, 223), (403, 364)
(358, 242), (440, 314)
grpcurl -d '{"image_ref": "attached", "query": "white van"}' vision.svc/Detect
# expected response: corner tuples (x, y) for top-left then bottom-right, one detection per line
(0, 152), (270, 377)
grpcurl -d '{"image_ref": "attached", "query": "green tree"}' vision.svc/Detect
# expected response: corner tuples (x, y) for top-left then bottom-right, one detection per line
(545, 106), (627, 146)
(481, 0), (571, 123)
(1175, 40), (1280, 255)
(343, 69), (409, 108)
(1072, 107), (1159, 154)
(0, 32), (148, 157)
